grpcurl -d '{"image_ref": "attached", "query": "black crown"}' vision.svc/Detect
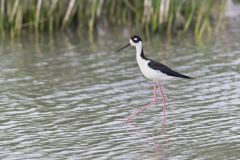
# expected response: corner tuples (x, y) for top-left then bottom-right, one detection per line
(131, 35), (142, 43)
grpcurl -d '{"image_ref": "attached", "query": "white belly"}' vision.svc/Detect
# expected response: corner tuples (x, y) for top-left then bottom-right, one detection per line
(137, 58), (169, 81)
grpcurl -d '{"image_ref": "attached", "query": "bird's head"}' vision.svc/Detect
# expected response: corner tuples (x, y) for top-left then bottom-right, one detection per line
(116, 35), (142, 52)
(130, 35), (142, 47)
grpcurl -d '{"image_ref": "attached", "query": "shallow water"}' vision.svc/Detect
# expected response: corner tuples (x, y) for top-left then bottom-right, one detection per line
(0, 25), (240, 159)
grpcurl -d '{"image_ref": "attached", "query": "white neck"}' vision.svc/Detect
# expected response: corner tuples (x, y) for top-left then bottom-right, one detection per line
(135, 42), (143, 58)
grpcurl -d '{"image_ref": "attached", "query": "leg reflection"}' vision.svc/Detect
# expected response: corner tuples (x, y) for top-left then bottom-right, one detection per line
(153, 116), (168, 160)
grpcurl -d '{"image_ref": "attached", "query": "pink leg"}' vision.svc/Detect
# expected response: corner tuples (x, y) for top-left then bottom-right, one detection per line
(158, 81), (166, 117)
(125, 82), (159, 123)
(152, 82), (158, 102)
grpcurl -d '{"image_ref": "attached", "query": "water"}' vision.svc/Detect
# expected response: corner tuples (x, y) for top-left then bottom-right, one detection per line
(0, 26), (240, 159)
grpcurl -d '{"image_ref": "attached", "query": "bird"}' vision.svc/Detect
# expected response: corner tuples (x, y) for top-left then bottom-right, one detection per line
(116, 35), (192, 123)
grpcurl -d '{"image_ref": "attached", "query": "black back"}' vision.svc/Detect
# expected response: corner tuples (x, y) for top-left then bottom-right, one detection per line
(148, 60), (191, 79)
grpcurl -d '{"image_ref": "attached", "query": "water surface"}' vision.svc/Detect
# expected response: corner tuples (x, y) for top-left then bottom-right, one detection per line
(0, 26), (240, 159)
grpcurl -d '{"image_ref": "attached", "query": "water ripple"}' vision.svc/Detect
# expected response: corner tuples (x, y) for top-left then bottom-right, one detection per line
(0, 32), (240, 159)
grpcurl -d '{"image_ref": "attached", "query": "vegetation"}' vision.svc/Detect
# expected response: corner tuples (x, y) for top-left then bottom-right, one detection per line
(0, 0), (226, 39)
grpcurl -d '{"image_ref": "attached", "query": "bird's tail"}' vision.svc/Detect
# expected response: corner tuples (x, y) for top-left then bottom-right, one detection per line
(179, 74), (192, 79)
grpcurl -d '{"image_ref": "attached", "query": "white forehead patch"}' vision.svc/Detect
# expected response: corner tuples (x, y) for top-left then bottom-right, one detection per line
(134, 37), (138, 41)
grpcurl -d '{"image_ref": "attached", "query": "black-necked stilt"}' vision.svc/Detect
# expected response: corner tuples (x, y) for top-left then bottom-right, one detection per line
(117, 35), (192, 123)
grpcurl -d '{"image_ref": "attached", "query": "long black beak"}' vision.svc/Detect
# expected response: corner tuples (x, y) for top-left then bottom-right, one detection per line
(116, 43), (130, 53)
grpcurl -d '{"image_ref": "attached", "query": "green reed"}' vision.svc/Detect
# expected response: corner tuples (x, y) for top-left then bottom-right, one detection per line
(0, 0), (226, 40)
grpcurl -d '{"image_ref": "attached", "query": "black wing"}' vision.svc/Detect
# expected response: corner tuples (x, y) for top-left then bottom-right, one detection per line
(148, 60), (192, 79)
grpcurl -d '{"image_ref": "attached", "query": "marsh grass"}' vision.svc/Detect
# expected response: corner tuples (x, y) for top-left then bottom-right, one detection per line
(0, 0), (226, 40)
